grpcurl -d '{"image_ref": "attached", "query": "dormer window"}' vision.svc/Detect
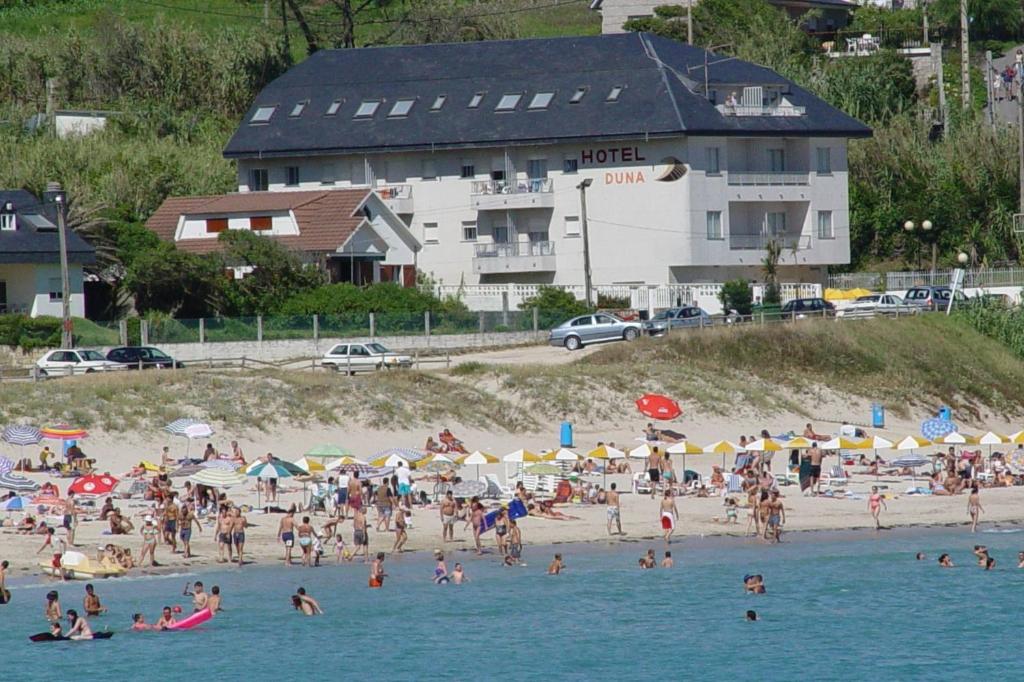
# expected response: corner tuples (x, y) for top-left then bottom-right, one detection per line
(606, 86), (624, 102)
(290, 100), (307, 117)
(326, 100), (342, 116)
(0, 210), (14, 231)
(250, 105), (277, 123)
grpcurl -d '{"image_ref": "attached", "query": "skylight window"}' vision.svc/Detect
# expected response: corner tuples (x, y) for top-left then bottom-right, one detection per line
(389, 98), (415, 118)
(250, 106), (276, 123)
(569, 87), (587, 104)
(606, 86), (624, 102)
(326, 100), (342, 116)
(354, 100), (380, 119)
(430, 95), (447, 111)
(290, 100), (307, 117)
(495, 94), (522, 111)
(468, 92), (485, 108)
(528, 92), (554, 110)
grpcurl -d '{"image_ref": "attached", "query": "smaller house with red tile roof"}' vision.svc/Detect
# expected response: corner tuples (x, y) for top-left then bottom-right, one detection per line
(146, 188), (420, 285)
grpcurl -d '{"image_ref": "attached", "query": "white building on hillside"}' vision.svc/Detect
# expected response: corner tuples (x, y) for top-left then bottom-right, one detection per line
(202, 33), (870, 293)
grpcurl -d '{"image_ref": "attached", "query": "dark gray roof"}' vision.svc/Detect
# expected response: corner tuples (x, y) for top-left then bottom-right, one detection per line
(223, 33), (870, 159)
(0, 190), (96, 265)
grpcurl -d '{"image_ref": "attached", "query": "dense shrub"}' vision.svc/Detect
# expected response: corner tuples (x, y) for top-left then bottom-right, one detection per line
(718, 279), (753, 316)
(278, 283), (469, 316)
(0, 315), (61, 350)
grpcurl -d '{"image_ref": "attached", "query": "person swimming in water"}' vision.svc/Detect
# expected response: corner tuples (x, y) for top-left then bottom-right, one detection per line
(744, 574), (766, 594)
(65, 609), (93, 640)
(452, 563), (467, 584)
(938, 554), (954, 568)
(746, 610), (758, 621)
(131, 613), (152, 631)
(547, 554), (564, 575)
(369, 552), (386, 588)
(915, 553), (926, 561)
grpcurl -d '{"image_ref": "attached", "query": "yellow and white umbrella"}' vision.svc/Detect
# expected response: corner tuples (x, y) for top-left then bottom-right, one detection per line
(781, 436), (816, 449)
(855, 436), (894, 450)
(744, 438), (783, 452)
(543, 448), (581, 462)
(587, 445), (626, 460)
(932, 432), (978, 446)
(1009, 430), (1024, 445)
(979, 431), (1008, 446)
(456, 450), (498, 479)
(703, 440), (746, 469)
(503, 449), (541, 463)
(666, 440), (705, 475)
(325, 456), (369, 471)
(821, 436), (862, 450)
(629, 443), (658, 460)
(896, 435), (931, 450)
(293, 456), (326, 474)
(371, 454), (411, 468)
(418, 453), (457, 466)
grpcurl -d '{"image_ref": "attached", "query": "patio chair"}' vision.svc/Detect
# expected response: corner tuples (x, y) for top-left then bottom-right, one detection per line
(725, 474), (744, 496)
(632, 472), (652, 495)
(822, 465), (849, 488)
(482, 474), (513, 499)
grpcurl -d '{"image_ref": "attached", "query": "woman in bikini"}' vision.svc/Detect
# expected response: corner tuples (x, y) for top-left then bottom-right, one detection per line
(868, 486), (886, 530)
(968, 485), (984, 532)
(140, 518), (159, 567)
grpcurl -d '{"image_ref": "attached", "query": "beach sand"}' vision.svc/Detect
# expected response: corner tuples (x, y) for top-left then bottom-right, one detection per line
(2, 399), (1021, 576)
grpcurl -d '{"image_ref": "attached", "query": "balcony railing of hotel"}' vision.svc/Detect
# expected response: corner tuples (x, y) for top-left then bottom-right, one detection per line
(470, 178), (554, 196)
(814, 26), (954, 57)
(727, 172), (810, 186)
(375, 184), (412, 200)
(728, 234), (812, 251)
(474, 240), (556, 258)
(715, 103), (806, 117)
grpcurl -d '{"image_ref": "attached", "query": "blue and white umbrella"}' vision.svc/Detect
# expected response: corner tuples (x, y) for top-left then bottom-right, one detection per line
(164, 418), (202, 436)
(0, 495), (34, 511)
(0, 471), (40, 492)
(0, 456), (13, 474)
(246, 460), (304, 479)
(891, 454), (930, 482)
(921, 418), (956, 441)
(371, 447), (427, 462)
(2, 424), (42, 446)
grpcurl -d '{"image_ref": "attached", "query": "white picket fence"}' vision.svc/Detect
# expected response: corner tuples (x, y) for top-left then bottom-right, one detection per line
(433, 282), (823, 315)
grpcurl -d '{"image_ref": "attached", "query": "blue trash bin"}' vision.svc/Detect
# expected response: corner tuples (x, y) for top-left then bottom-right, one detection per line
(939, 406), (952, 422)
(560, 420), (573, 448)
(871, 403), (885, 429)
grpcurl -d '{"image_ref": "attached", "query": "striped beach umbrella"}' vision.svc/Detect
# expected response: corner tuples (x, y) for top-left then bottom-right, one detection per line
(246, 459), (304, 479)
(0, 471), (39, 492)
(203, 459), (241, 471)
(189, 468), (247, 488)
(2, 425), (42, 446)
(305, 444), (353, 460)
(333, 462), (377, 476)
(170, 464), (204, 478)
(163, 418), (202, 436)
(0, 456), (13, 474)
(371, 447), (426, 463)
(0, 495), (34, 511)
(40, 424), (88, 440)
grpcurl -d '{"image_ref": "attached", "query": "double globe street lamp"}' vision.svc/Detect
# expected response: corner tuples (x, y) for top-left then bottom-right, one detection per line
(903, 219), (938, 273)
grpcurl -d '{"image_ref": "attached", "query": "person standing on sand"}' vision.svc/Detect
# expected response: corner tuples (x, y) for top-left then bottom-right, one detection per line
(471, 501), (485, 555)
(161, 493), (179, 553)
(231, 507), (248, 567)
(376, 479), (394, 532)
(647, 447), (663, 499)
(279, 509), (296, 566)
(297, 516), (315, 567)
(179, 502), (201, 559)
(659, 490), (679, 544)
(869, 486), (886, 530)
(393, 509), (408, 553)
(64, 492), (79, 547)
(353, 506), (369, 562)
(606, 483), (622, 536)
(808, 443), (823, 495)
(396, 462), (413, 509)
(347, 472), (362, 521)
(968, 485), (984, 532)
(217, 506), (234, 564)
(440, 491), (457, 542)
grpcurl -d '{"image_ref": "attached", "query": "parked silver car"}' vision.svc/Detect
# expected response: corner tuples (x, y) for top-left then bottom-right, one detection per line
(835, 294), (919, 318)
(548, 313), (641, 351)
(321, 342), (413, 374)
(642, 306), (712, 335)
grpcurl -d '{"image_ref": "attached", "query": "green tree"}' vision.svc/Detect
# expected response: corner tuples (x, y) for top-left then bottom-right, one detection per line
(718, 279), (753, 315)
(123, 244), (226, 317)
(519, 285), (591, 326)
(762, 239), (782, 305)
(218, 230), (326, 314)
(931, 0), (1022, 40)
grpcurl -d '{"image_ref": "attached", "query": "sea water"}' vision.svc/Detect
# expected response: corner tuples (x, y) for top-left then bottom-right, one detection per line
(3, 526), (1024, 681)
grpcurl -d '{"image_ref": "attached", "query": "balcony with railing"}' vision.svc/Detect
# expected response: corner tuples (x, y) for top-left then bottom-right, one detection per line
(729, 234), (812, 251)
(470, 178), (555, 211)
(375, 184), (413, 214)
(822, 27), (952, 58)
(727, 172), (810, 186)
(715, 103), (806, 117)
(472, 240), (556, 274)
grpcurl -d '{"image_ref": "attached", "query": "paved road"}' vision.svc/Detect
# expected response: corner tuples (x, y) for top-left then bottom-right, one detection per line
(446, 341), (601, 368)
(989, 45), (1024, 124)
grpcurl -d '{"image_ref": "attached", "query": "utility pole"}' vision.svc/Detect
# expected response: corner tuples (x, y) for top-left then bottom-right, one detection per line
(52, 183), (72, 348)
(985, 50), (995, 127)
(577, 178), (594, 308)
(960, 0), (970, 109)
(264, 0), (270, 26)
(687, 0), (693, 45)
(922, 1), (929, 46)
(280, 0), (290, 56)
(1018, 83), (1024, 213)
(933, 43), (948, 138)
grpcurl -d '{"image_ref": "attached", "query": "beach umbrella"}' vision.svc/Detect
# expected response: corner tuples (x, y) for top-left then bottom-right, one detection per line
(163, 418), (202, 436)
(68, 473), (118, 496)
(1009, 431), (1024, 445)
(979, 432), (1008, 446)
(921, 418), (956, 441)
(821, 436), (861, 450)
(587, 445), (625, 460)
(890, 454), (929, 482)
(246, 459), (304, 478)
(543, 448), (581, 462)
(502, 449), (541, 463)
(932, 432), (978, 446)
(202, 459), (241, 471)
(371, 454), (412, 468)
(628, 443), (657, 460)
(333, 462), (377, 477)
(40, 424), (88, 441)
(371, 447), (426, 463)
(456, 451), (498, 480)
(0, 471), (39, 492)
(781, 436), (816, 449)
(703, 440), (746, 469)
(855, 436), (894, 450)
(0, 456), (12, 474)
(744, 438), (783, 452)
(2, 425), (42, 446)
(896, 435), (931, 450)
(452, 479), (487, 498)
(293, 456), (326, 474)
(635, 393), (682, 421)
(418, 453), (457, 466)
(665, 441), (704, 478)
(305, 444), (353, 460)
(525, 463), (562, 476)
(188, 468), (247, 489)
(170, 464), (204, 478)
(0, 495), (34, 511)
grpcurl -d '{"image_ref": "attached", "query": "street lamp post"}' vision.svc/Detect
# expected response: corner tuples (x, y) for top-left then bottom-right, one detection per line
(53, 185), (72, 348)
(903, 219), (937, 274)
(577, 178), (594, 308)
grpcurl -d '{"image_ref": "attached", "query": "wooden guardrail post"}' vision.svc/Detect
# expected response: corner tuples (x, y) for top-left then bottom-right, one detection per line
(199, 318), (205, 344)
(370, 312), (376, 339)
(257, 316), (263, 344)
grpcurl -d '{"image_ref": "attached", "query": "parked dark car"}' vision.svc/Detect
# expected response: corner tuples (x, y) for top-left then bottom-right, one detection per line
(106, 346), (183, 369)
(780, 298), (835, 318)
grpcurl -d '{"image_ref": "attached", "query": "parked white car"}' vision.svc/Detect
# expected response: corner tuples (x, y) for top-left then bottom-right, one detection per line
(836, 294), (919, 318)
(35, 349), (123, 376)
(321, 342), (413, 374)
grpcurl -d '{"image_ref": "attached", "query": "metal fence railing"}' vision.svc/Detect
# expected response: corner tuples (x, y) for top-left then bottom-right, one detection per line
(827, 268), (1024, 292)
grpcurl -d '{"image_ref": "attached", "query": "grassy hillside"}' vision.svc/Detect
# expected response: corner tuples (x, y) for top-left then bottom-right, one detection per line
(3, 316), (1022, 433)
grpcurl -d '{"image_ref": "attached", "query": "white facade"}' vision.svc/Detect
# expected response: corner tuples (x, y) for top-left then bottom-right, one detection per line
(0, 263), (86, 318)
(235, 134), (849, 287)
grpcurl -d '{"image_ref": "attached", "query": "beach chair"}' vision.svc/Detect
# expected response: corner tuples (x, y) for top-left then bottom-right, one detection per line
(822, 465), (848, 488)
(482, 474), (512, 499)
(521, 474), (540, 494)
(724, 474), (743, 496)
(632, 472), (652, 495)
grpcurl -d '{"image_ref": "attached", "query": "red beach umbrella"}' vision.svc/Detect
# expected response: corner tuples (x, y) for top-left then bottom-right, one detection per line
(635, 393), (682, 421)
(68, 473), (118, 496)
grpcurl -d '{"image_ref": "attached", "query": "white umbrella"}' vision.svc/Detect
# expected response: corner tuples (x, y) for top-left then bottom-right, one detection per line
(629, 443), (656, 459)
(896, 435), (931, 450)
(502, 449), (541, 463)
(545, 448), (581, 462)
(188, 468), (247, 488)
(703, 440), (746, 469)
(857, 436), (894, 450)
(978, 432), (1007, 445)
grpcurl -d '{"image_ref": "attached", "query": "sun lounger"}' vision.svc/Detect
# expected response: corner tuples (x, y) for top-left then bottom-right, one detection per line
(725, 474), (743, 495)
(822, 465), (849, 488)
(482, 474), (512, 499)
(632, 472), (652, 495)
